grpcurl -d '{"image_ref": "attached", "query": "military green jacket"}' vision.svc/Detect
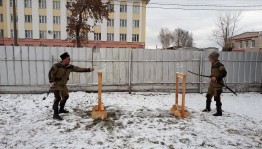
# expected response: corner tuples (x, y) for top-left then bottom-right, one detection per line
(48, 62), (91, 89)
(210, 61), (227, 88)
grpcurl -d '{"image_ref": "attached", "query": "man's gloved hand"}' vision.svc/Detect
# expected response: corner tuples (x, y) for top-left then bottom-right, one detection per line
(50, 82), (56, 88)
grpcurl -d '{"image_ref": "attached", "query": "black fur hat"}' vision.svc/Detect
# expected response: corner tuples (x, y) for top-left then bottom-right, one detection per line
(60, 52), (70, 60)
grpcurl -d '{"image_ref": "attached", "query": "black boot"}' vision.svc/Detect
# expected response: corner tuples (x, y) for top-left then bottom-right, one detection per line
(59, 103), (69, 113)
(53, 109), (63, 120)
(202, 96), (211, 112)
(213, 106), (222, 116)
(59, 97), (69, 113)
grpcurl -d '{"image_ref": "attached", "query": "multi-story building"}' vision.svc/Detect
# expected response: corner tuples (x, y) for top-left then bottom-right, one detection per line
(232, 31), (262, 52)
(0, 0), (150, 48)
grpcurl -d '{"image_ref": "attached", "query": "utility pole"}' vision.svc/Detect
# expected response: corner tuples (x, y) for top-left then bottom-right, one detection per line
(13, 0), (18, 46)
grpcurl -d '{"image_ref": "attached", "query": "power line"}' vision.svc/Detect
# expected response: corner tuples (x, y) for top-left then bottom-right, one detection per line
(111, 0), (262, 11)
(148, 2), (262, 8)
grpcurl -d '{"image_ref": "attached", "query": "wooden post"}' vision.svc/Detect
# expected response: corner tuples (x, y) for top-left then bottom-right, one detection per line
(92, 71), (107, 119)
(170, 73), (189, 118)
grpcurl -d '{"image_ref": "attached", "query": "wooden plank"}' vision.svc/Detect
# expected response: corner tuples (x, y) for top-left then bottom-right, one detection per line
(106, 48), (113, 84)
(137, 49), (144, 83)
(156, 50), (163, 83)
(78, 47), (87, 85)
(14, 46), (23, 85)
(256, 52), (262, 83)
(150, 49), (157, 83)
(43, 47), (51, 84)
(162, 50), (169, 83)
(202, 51), (210, 83)
(225, 52), (233, 83)
(250, 52), (257, 82)
(21, 47), (30, 85)
(132, 49), (138, 83)
(6, 46), (15, 85)
(29, 47), (37, 85)
(71, 48), (80, 84)
(35, 47), (45, 85)
(119, 48), (128, 84)
(113, 48), (120, 84)
(100, 48), (108, 84)
(238, 52), (245, 83)
(244, 52), (251, 83)
(144, 49), (151, 83)
(168, 50), (175, 83)
(0, 46), (8, 85)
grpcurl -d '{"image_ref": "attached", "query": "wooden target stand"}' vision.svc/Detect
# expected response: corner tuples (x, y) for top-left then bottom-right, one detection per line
(92, 71), (107, 120)
(170, 73), (190, 118)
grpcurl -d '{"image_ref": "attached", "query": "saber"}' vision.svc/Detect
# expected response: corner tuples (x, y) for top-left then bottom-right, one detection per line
(188, 70), (237, 96)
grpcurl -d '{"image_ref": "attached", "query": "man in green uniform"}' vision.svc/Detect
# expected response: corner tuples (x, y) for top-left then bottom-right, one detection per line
(48, 52), (94, 120)
(202, 51), (227, 116)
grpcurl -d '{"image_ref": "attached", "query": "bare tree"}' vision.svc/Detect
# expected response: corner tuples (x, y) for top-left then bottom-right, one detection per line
(158, 28), (172, 49)
(172, 28), (193, 48)
(66, 0), (111, 47)
(213, 12), (241, 51)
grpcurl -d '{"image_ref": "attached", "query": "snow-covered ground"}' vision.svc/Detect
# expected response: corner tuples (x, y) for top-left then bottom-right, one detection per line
(0, 92), (261, 149)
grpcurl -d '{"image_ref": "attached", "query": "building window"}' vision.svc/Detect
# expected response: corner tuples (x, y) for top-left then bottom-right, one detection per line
(10, 0), (17, 7)
(11, 30), (20, 38)
(39, 30), (47, 39)
(39, 16), (47, 23)
(120, 4), (127, 12)
(239, 41), (243, 48)
(24, 0), (32, 8)
(53, 16), (60, 24)
(10, 14), (18, 22)
(53, 1), (60, 9)
(25, 30), (33, 38)
(251, 40), (255, 48)
(0, 0), (2, 6)
(107, 19), (114, 26)
(108, 3), (114, 11)
(133, 5), (140, 13)
(0, 29), (3, 38)
(94, 33), (101, 41)
(120, 19), (127, 27)
(39, 0), (46, 8)
(245, 41), (248, 48)
(53, 31), (61, 39)
(25, 15), (32, 23)
(0, 14), (3, 22)
(132, 34), (139, 42)
(133, 20), (139, 28)
(107, 33), (114, 41)
(120, 34), (126, 41)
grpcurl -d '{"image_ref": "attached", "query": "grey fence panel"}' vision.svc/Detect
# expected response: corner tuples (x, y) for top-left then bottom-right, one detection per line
(14, 47), (23, 85)
(6, 46), (16, 85)
(156, 49), (163, 83)
(0, 46), (7, 85)
(0, 46), (261, 93)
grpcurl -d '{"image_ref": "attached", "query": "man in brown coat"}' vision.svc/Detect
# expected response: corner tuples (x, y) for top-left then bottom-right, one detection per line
(202, 51), (227, 116)
(48, 52), (94, 120)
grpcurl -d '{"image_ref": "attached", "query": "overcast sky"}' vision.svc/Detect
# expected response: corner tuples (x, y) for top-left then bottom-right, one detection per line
(145, 0), (262, 49)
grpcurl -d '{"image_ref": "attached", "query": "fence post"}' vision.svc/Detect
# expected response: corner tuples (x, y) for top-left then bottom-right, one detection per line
(128, 49), (132, 94)
(199, 53), (203, 94)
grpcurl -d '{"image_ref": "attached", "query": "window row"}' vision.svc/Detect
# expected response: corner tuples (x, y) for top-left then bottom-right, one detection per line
(8, 15), (60, 24)
(8, 0), (60, 9)
(7, 30), (61, 39)
(239, 40), (255, 48)
(107, 19), (139, 28)
(108, 3), (140, 13)
(94, 33), (139, 42)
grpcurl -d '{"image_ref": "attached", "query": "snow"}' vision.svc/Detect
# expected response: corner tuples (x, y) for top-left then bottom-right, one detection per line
(0, 92), (261, 149)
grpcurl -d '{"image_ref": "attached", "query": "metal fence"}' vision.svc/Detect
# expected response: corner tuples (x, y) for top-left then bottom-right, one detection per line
(0, 46), (261, 93)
